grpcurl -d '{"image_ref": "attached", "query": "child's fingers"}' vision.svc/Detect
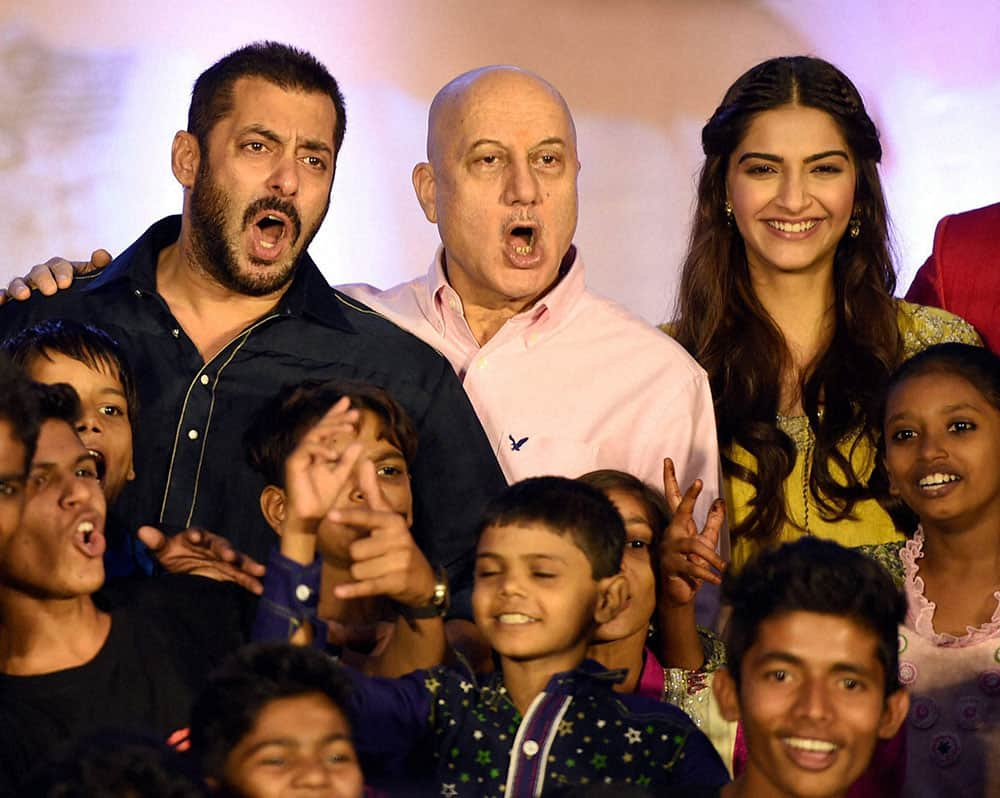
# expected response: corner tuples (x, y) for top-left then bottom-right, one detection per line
(327, 505), (402, 532)
(355, 458), (392, 513)
(667, 537), (726, 572)
(662, 458), (683, 513)
(700, 498), (726, 550)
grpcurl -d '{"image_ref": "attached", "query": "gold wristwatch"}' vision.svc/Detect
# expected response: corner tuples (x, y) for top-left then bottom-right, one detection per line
(397, 567), (450, 619)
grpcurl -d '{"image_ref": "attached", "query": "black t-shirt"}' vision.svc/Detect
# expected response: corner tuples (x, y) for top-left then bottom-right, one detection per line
(0, 574), (253, 793)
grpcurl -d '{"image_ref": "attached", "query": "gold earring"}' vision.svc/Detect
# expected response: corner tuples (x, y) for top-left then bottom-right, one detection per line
(724, 200), (734, 224)
(849, 216), (861, 238)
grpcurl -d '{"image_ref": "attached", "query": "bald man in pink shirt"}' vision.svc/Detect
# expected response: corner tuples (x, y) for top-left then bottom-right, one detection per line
(340, 67), (726, 622)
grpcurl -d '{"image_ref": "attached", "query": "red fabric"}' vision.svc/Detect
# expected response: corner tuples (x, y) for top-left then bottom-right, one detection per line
(906, 202), (1000, 352)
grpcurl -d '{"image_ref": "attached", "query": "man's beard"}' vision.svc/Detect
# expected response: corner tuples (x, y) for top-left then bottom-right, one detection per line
(188, 161), (328, 297)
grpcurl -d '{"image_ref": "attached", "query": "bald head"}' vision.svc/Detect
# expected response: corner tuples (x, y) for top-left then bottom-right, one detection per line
(426, 66), (577, 165)
(411, 65), (581, 321)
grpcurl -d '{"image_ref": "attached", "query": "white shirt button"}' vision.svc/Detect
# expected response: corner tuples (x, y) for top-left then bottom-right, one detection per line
(199, 374), (210, 386)
(187, 429), (199, 441)
(295, 584), (312, 602)
(522, 740), (539, 758)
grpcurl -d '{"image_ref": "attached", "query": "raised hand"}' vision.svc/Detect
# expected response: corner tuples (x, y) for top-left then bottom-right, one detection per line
(657, 458), (726, 609)
(327, 459), (437, 608)
(0, 249), (112, 304)
(281, 398), (362, 536)
(138, 525), (267, 594)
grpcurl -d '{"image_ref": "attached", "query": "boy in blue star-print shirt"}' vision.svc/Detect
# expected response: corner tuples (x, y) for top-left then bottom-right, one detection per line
(339, 477), (728, 796)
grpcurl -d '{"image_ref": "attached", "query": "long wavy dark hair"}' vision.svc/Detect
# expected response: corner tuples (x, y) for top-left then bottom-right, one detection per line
(674, 56), (902, 545)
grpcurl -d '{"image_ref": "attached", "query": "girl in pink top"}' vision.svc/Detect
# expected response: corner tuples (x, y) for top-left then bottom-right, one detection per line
(880, 342), (1000, 796)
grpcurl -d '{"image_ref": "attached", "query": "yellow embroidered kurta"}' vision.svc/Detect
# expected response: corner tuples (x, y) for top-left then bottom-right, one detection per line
(663, 302), (981, 570)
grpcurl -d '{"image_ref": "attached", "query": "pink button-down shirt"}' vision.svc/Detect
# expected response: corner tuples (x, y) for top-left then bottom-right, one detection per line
(340, 248), (724, 562)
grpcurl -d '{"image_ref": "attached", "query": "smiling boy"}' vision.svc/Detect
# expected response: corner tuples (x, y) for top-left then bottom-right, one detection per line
(703, 538), (910, 798)
(314, 477), (727, 796)
(191, 643), (364, 798)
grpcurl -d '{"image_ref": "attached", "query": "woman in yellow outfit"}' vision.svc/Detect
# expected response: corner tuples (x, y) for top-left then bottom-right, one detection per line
(669, 56), (979, 570)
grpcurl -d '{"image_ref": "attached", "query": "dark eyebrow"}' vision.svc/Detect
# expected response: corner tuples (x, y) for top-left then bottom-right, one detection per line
(886, 401), (982, 426)
(756, 651), (803, 667)
(239, 126), (332, 157)
(0, 471), (25, 484)
(737, 152), (782, 165)
(240, 124), (283, 145)
(243, 733), (352, 757)
(32, 452), (98, 471)
(737, 149), (850, 165)
(756, 651), (877, 679)
(298, 138), (333, 156)
(804, 149), (850, 163)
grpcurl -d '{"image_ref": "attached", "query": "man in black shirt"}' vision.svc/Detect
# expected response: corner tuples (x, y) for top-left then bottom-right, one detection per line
(0, 43), (505, 600)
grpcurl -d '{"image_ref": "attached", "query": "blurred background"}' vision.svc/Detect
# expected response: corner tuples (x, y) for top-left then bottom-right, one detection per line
(1, 0), (997, 323)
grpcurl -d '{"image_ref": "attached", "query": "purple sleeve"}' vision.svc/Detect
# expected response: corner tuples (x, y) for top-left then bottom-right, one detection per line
(347, 668), (435, 761)
(251, 546), (328, 648)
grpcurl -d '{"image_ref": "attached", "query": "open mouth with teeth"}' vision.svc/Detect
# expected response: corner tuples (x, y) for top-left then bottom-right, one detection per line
(782, 736), (840, 770)
(88, 449), (107, 482)
(248, 211), (295, 262)
(767, 220), (819, 234)
(256, 214), (288, 249)
(918, 472), (962, 490)
(497, 612), (538, 625)
(510, 226), (535, 256)
(73, 519), (106, 558)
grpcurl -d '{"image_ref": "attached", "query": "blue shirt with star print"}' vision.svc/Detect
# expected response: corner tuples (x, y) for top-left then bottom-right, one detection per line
(348, 659), (729, 797)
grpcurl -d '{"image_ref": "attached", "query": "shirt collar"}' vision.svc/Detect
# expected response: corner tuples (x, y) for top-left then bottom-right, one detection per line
(545, 658), (627, 695)
(419, 244), (586, 328)
(85, 214), (354, 333)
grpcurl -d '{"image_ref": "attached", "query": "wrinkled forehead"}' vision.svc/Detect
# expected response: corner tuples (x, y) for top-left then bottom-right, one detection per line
(429, 68), (577, 159)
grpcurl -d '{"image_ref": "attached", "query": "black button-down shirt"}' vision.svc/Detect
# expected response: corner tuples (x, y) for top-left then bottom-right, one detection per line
(0, 217), (506, 600)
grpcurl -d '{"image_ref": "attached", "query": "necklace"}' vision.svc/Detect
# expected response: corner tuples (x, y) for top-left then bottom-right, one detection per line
(776, 414), (814, 535)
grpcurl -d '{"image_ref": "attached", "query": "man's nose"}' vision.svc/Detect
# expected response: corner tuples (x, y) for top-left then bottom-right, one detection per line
(793, 677), (834, 722)
(268, 153), (300, 197)
(503, 157), (540, 205)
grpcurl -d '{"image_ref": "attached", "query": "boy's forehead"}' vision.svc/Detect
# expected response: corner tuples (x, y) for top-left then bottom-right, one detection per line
(33, 419), (92, 463)
(356, 408), (402, 451)
(477, 521), (585, 559)
(747, 611), (884, 676)
(29, 349), (125, 388)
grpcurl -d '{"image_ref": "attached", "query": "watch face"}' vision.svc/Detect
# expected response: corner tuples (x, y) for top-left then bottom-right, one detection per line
(433, 582), (448, 606)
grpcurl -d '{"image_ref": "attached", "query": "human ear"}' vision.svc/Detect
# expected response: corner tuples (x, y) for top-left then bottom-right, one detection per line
(259, 485), (287, 535)
(171, 131), (200, 189)
(713, 667), (742, 723)
(412, 162), (438, 224)
(877, 688), (910, 740)
(594, 573), (628, 625)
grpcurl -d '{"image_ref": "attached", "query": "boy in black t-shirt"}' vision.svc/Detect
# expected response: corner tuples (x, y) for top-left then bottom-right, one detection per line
(0, 382), (251, 794)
